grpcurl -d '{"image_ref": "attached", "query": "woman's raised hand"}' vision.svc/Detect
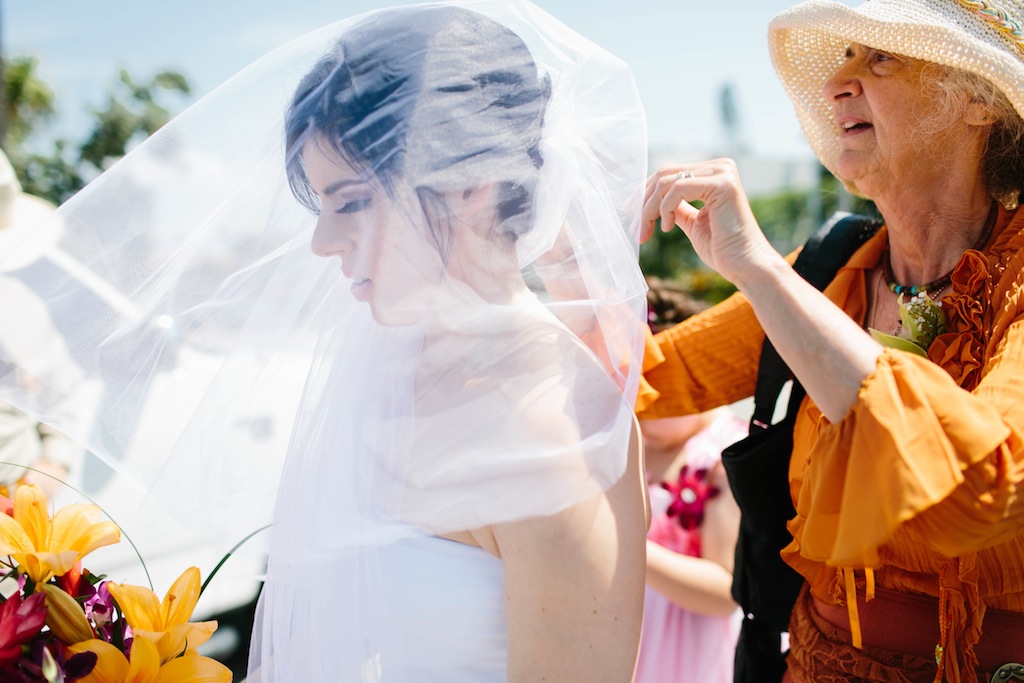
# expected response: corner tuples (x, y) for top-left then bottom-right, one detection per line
(641, 159), (776, 288)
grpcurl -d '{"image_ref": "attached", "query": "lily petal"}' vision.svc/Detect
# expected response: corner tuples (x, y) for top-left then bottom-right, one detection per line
(12, 485), (48, 550)
(161, 567), (201, 627)
(153, 621), (217, 662)
(126, 637), (161, 683)
(108, 582), (163, 632)
(18, 549), (81, 585)
(154, 654), (232, 683)
(67, 639), (130, 683)
(0, 510), (36, 555)
(51, 503), (121, 558)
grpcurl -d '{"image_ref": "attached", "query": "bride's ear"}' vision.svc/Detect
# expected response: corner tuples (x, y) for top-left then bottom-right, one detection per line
(447, 184), (498, 224)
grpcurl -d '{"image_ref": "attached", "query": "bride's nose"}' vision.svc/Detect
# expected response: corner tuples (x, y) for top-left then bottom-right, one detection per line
(311, 215), (356, 258)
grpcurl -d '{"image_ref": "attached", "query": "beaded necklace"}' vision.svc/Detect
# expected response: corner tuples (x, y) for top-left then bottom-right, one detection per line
(882, 206), (997, 296)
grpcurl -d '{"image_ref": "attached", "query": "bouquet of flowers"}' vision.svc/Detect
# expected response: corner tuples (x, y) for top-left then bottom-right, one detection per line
(0, 484), (232, 682)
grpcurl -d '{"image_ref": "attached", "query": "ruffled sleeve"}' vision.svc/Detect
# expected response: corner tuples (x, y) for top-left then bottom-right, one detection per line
(634, 326), (664, 414)
(788, 349), (1023, 569)
(636, 291), (763, 419)
(787, 211), (1024, 569)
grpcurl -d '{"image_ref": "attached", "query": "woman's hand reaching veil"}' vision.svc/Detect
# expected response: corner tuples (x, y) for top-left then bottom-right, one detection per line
(641, 159), (778, 290)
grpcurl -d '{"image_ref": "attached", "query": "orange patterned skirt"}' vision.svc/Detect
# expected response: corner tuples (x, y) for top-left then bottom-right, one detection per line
(784, 584), (1024, 682)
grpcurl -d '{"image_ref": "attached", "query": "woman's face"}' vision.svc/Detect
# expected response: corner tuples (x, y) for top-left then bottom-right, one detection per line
(639, 413), (714, 473)
(822, 44), (961, 195)
(304, 140), (446, 326)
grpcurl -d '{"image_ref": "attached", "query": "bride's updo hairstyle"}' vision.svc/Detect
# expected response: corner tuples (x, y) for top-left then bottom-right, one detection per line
(284, 6), (552, 258)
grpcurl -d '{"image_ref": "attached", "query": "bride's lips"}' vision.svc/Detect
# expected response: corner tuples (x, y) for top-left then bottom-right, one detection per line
(351, 277), (371, 301)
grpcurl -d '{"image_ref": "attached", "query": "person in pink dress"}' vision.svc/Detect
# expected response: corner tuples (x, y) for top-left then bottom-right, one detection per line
(635, 280), (745, 683)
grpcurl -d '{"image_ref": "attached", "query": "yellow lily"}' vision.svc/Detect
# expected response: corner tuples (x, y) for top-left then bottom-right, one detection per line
(38, 582), (94, 644)
(107, 567), (218, 663)
(67, 636), (232, 683)
(0, 484), (120, 584)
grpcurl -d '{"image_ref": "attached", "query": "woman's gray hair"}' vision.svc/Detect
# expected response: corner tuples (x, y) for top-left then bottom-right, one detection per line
(921, 63), (1024, 206)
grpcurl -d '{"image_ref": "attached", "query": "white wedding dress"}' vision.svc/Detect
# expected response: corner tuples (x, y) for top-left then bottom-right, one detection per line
(251, 527), (506, 683)
(375, 534), (507, 681)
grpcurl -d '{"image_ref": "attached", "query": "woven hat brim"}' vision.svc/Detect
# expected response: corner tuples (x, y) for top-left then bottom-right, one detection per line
(0, 193), (62, 272)
(769, 0), (1024, 176)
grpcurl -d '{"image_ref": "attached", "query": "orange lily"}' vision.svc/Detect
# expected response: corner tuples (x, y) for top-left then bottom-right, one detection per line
(107, 567), (217, 663)
(0, 484), (120, 584)
(67, 636), (231, 683)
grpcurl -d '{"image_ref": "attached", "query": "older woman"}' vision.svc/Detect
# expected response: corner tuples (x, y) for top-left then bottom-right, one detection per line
(640, 1), (1024, 681)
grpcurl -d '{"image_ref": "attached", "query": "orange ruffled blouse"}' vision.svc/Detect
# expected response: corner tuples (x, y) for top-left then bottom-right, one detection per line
(638, 205), (1024, 683)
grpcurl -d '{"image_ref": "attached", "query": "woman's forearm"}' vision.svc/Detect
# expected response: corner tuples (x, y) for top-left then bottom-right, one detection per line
(734, 254), (882, 422)
(645, 540), (737, 618)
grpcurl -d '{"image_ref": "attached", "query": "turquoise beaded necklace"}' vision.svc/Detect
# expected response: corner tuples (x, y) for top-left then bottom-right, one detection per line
(882, 206), (997, 297)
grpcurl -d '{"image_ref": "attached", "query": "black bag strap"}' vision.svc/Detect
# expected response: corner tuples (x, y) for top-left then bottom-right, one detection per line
(748, 212), (883, 431)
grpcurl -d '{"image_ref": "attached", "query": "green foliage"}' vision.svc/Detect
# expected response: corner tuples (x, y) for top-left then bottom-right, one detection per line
(4, 58), (192, 205)
(78, 69), (191, 172)
(668, 267), (737, 305)
(639, 218), (738, 305)
(750, 188), (817, 253)
(639, 218), (701, 274)
(3, 56), (55, 147)
(17, 140), (81, 207)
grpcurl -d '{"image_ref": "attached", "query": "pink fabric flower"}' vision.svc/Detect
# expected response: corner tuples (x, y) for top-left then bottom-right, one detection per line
(661, 465), (720, 532)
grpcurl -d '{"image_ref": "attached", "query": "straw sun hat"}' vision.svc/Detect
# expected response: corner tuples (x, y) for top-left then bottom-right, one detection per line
(0, 150), (61, 273)
(769, 0), (1024, 177)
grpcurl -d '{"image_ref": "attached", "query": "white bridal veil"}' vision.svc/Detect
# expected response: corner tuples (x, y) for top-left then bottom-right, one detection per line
(0, 0), (648, 679)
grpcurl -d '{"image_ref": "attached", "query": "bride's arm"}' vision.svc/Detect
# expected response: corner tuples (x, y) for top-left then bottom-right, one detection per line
(492, 418), (647, 683)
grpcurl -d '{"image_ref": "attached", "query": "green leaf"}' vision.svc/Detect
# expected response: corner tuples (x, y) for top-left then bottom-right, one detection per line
(201, 524), (272, 596)
(869, 328), (929, 357)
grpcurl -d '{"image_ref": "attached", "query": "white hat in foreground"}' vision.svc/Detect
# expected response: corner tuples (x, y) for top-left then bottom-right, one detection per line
(0, 151), (61, 272)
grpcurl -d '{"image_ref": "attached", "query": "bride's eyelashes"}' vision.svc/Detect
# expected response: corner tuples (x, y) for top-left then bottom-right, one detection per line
(336, 196), (373, 214)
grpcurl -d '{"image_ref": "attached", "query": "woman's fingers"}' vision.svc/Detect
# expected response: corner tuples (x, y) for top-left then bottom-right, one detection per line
(639, 160), (769, 282)
(643, 161), (749, 231)
(641, 166), (700, 240)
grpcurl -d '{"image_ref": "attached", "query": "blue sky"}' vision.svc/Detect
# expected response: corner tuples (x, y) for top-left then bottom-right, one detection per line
(7, 0), (814, 158)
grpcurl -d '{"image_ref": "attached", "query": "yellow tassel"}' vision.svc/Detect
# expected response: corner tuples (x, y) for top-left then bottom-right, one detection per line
(865, 567), (875, 602)
(844, 567), (863, 649)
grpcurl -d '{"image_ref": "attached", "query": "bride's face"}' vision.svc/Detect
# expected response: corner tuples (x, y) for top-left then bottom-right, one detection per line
(304, 140), (446, 326)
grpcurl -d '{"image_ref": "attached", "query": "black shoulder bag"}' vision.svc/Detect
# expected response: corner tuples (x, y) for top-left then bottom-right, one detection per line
(721, 212), (882, 683)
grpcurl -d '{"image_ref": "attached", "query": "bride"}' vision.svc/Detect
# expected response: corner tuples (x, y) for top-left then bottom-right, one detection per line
(251, 5), (649, 681)
(0, 2), (651, 682)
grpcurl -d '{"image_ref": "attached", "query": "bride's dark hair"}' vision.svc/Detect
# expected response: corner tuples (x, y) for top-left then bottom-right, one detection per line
(285, 6), (551, 258)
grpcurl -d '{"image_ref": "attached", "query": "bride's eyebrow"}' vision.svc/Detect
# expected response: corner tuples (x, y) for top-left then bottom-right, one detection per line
(321, 177), (370, 196)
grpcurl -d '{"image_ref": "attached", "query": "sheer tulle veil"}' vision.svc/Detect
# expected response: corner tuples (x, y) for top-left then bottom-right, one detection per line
(0, 0), (648, 679)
